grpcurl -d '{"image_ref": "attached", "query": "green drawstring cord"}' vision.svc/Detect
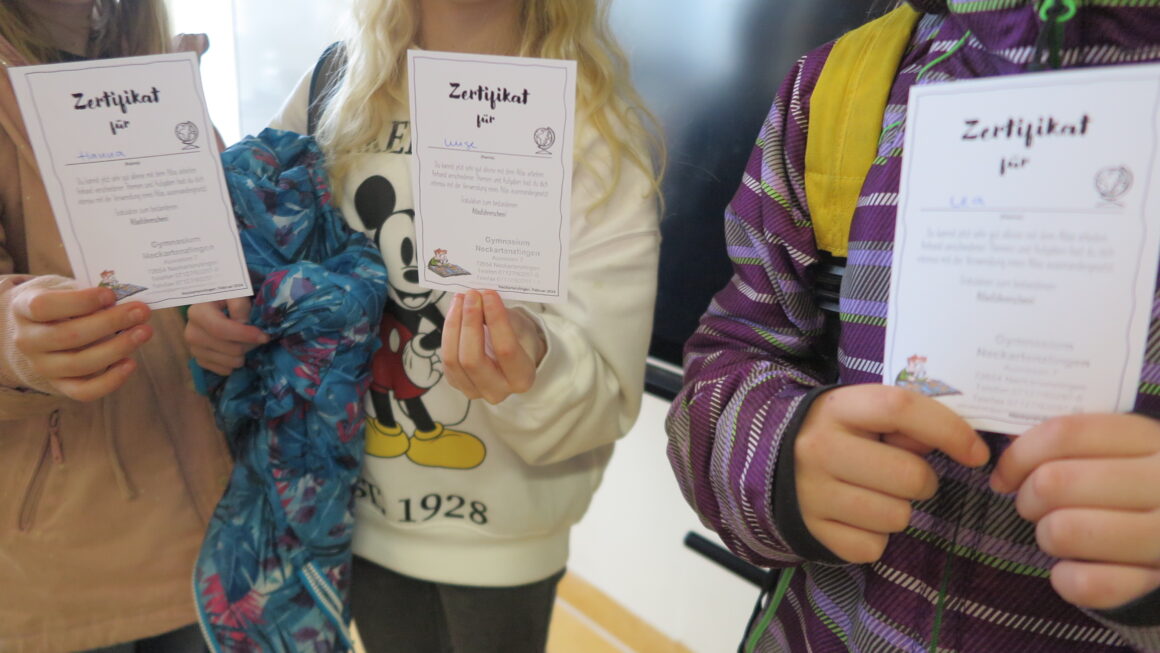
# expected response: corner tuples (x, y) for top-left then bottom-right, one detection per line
(743, 568), (795, 653)
(1032, 0), (1078, 70)
(928, 549), (956, 653)
(916, 30), (972, 84)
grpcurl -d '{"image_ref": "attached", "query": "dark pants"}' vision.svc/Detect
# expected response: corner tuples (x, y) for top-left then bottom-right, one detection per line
(80, 623), (206, 653)
(351, 555), (564, 653)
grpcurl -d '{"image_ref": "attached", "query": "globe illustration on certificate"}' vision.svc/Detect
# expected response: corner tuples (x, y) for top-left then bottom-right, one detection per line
(1095, 165), (1132, 205)
(533, 126), (556, 154)
(175, 121), (200, 150)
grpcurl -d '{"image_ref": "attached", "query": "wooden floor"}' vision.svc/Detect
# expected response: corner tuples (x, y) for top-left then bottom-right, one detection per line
(548, 573), (693, 653)
(351, 572), (691, 653)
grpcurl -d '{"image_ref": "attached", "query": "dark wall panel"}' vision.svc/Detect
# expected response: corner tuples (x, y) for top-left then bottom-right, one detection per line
(608, 1), (880, 372)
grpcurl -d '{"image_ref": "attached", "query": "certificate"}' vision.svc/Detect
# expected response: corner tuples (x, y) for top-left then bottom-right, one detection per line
(885, 64), (1160, 435)
(408, 50), (576, 303)
(8, 52), (250, 309)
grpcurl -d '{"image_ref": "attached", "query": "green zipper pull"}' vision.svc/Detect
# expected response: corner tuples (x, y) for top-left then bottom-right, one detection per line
(1032, 0), (1078, 71)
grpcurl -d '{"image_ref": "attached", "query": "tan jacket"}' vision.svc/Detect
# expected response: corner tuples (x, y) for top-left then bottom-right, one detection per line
(0, 40), (231, 652)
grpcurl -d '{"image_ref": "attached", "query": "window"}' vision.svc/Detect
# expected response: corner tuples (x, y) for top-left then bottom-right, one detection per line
(170, 0), (344, 143)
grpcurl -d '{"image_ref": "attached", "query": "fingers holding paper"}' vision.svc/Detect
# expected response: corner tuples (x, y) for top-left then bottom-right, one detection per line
(992, 413), (1160, 610)
(185, 297), (267, 376)
(11, 286), (152, 401)
(795, 384), (990, 564)
(442, 290), (547, 404)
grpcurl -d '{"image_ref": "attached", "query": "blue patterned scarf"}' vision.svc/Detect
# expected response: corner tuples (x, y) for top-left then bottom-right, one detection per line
(193, 129), (387, 653)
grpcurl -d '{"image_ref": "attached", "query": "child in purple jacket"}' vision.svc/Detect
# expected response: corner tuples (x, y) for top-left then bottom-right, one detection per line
(667, 1), (1160, 650)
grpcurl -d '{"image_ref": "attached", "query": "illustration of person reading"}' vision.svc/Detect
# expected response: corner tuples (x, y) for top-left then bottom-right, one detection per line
(97, 269), (147, 301)
(894, 354), (960, 397)
(426, 248), (470, 278)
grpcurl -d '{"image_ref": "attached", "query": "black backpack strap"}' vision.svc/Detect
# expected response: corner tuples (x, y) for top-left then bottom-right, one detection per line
(307, 41), (346, 136)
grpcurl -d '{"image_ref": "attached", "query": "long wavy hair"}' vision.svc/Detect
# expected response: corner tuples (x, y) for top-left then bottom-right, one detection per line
(316, 0), (663, 209)
(0, 0), (170, 64)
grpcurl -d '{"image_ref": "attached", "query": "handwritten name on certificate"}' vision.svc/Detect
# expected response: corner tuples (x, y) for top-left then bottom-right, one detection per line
(408, 50), (576, 303)
(8, 52), (250, 309)
(884, 64), (1160, 435)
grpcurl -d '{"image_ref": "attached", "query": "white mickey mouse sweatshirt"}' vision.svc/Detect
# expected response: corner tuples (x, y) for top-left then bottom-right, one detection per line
(270, 68), (659, 586)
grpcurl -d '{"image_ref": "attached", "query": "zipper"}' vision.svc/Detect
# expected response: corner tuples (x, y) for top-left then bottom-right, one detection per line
(17, 410), (63, 532)
(48, 410), (63, 463)
(193, 568), (223, 653)
(193, 558), (354, 652)
(300, 562), (355, 651)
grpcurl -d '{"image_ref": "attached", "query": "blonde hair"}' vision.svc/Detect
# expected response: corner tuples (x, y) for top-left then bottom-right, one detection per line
(0, 0), (170, 64)
(316, 0), (663, 209)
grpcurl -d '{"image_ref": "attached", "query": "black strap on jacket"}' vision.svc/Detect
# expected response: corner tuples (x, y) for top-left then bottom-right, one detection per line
(307, 41), (347, 136)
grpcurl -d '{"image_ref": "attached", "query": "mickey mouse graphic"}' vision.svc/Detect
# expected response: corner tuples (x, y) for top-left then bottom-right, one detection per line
(354, 174), (485, 470)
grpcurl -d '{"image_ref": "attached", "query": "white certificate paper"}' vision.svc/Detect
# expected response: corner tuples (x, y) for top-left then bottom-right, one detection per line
(9, 52), (250, 309)
(885, 64), (1160, 435)
(408, 50), (576, 303)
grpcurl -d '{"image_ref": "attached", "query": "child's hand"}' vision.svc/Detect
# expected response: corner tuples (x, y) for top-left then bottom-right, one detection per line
(11, 286), (151, 401)
(184, 297), (267, 376)
(991, 413), (1160, 610)
(796, 384), (990, 563)
(441, 290), (546, 404)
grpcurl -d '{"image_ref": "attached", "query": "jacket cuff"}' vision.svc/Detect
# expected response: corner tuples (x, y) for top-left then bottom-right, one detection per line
(1092, 409), (1160, 627)
(0, 275), (76, 394)
(511, 305), (550, 371)
(772, 384), (846, 564)
(1096, 584), (1160, 627)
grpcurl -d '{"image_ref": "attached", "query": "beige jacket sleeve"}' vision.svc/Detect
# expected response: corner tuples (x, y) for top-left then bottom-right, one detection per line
(480, 128), (661, 466)
(0, 179), (74, 415)
(0, 274), (75, 392)
(0, 239), (74, 417)
(0, 60), (73, 417)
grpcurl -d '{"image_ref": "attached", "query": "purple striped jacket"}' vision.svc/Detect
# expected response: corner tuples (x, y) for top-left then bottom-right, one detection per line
(667, 2), (1160, 651)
